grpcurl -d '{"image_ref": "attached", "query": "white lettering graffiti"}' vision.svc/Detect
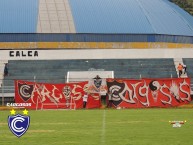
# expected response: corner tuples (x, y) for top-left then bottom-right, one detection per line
(119, 82), (136, 104)
(30, 84), (85, 104)
(108, 78), (190, 107)
(160, 84), (172, 105)
(72, 85), (82, 100)
(179, 79), (191, 101)
(52, 85), (63, 102)
(31, 84), (58, 105)
(138, 82), (149, 106)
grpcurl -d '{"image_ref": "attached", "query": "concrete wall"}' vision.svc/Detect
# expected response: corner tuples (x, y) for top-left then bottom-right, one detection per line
(0, 49), (193, 60)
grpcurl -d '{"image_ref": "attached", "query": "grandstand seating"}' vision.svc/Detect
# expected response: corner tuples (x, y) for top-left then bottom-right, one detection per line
(183, 58), (193, 83)
(2, 59), (177, 87)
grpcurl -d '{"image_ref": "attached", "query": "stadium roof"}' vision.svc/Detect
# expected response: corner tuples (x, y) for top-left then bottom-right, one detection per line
(1, 0), (193, 36)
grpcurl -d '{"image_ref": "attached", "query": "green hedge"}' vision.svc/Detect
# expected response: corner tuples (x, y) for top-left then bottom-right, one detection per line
(171, 0), (193, 15)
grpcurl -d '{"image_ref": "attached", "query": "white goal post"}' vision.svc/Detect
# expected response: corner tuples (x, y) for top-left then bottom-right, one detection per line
(66, 71), (114, 83)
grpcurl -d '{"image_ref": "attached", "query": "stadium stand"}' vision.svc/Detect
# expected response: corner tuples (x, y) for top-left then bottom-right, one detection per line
(0, 0), (193, 105)
(183, 58), (193, 94)
(0, 59), (177, 93)
(183, 58), (193, 82)
(6, 58), (177, 81)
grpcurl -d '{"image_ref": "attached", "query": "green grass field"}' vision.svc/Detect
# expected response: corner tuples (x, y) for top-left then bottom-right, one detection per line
(0, 108), (193, 145)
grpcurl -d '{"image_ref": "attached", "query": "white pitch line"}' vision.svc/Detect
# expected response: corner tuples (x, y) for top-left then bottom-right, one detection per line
(101, 110), (106, 145)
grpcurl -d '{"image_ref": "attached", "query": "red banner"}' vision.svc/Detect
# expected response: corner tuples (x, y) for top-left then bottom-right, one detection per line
(15, 80), (100, 109)
(107, 78), (191, 108)
(15, 78), (191, 109)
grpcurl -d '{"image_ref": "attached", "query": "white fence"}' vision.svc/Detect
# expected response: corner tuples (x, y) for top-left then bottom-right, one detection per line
(67, 71), (114, 83)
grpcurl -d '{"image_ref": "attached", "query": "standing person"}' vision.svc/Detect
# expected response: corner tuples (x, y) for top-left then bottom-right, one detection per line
(107, 92), (113, 108)
(100, 91), (107, 107)
(4, 63), (8, 77)
(177, 63), (183, 78)
(183, 64), (187, 74)
(83, 92), (88, 109)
